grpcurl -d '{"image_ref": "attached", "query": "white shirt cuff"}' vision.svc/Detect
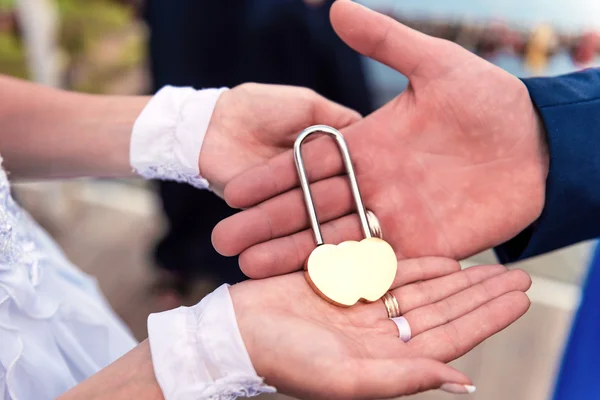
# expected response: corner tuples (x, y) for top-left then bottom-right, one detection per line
(130, 85), (227, 189)
(147, 284), (276, 400)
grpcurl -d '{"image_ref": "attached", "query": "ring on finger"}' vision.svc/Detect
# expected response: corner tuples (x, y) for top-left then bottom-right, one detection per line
(382, 291), (400, 318)
(391, 316), (412, 342)
(366, 209), (383, 239)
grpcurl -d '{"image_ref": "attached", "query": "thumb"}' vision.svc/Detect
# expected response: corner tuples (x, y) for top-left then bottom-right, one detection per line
(282, 90), (361, 145)
(348, 358), (475, 398)
(310, 93), (362, 131)
(330, 0), (443, 82)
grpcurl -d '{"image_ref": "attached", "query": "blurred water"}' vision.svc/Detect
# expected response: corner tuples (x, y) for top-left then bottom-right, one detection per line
(359, 0), (600, 30)
(356, 0), (600, 105)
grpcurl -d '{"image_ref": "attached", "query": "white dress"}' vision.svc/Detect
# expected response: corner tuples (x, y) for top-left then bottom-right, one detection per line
(0, 85), (274, 400)
(0, 163), (137, 400)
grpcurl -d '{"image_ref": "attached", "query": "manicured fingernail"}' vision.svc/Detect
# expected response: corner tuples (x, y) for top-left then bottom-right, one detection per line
(440, 383), (477, 394)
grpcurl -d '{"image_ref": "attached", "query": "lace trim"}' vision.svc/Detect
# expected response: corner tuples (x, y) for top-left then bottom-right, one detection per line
(173, 375), (276, 400)
(130, 86), (219, 190)
(134, 165), (208, 189)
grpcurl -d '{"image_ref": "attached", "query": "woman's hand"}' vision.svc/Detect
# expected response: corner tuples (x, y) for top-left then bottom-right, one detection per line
(199, 83), (361, 196)
(230, 257), (531, 399)
(57, 258), (530, 400)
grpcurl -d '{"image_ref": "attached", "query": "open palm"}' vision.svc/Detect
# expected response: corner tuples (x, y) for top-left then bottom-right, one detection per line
(212, 1), (549, 278)
(231, 257), (531, 399)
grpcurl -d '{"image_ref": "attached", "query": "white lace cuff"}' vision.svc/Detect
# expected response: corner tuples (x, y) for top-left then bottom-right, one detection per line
(147, 285), (276, 400)
(130, 86), (227, 189)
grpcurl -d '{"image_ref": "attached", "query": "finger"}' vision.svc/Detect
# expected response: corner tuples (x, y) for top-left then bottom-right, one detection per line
(235, 208), (428, 278)
(213, 176), (354, 257)
(276, 88), (363, 147)
(389, 257), (462, 290)
(218, 216), (458, 280)
(330, 0), (442, 83)
(390, 264), (508, 315)
(222, 106), (382, 209)
(222, 99), (379, 210)
(223, 136), (344, 209)
(309, 91), (362, 131)
(239, 84), (362, 146)
(237, 214), (365, 278)
(344, 358), (473, 399)
(405, 269), (531, 337)
(408, 290), (531, 362)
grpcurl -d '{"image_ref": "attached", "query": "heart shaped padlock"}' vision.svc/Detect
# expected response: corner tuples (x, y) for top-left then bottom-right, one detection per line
(294, 125), (396, 307)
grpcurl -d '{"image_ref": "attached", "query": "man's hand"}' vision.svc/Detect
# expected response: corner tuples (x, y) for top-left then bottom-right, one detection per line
(199, 83), (361, 197)
(212, 1), (549, 278)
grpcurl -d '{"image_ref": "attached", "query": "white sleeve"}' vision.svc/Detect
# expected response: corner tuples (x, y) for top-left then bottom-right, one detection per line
(129, 85), (227, 189)
(147, 284), (276, 400)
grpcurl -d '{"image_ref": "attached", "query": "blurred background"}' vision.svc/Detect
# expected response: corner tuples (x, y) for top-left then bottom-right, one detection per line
(1, 0), (599, 399)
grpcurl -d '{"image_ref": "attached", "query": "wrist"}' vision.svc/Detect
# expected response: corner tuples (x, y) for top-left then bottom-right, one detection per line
(147, 285), (276, 399)
(130, 86), (227, 188)
(197, 88), (236, 196)
(493, 86), (550, 263)
(97, 94), (150, 177)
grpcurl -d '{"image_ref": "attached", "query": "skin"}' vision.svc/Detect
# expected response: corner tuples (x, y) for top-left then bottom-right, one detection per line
(0, 75), (147, 180)
(0, 76), (359, 185)
(199, 83), (361, 197)
(59, 258), (531, 400)
(212, 1), (550, 279)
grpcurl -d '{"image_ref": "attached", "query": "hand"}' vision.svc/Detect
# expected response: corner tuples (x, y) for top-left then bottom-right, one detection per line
(231, 258), (531, 399)
(212, 1), (549, 277)
(199, 83), (361, 197)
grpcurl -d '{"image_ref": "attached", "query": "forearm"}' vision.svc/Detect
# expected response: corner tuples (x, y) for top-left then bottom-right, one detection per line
(0, 75), (149, 180)
(57, 340), (164, 400)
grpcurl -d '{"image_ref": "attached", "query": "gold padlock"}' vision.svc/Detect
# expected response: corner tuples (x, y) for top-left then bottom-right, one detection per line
(294, 125), (397, 307)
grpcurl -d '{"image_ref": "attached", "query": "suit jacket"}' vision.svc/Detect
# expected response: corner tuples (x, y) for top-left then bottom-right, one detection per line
(492, 68), (600, 399)
(495, 68), (600, 263)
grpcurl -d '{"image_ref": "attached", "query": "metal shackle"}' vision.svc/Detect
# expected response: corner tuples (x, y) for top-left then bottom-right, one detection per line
(293, 125), (372, 246)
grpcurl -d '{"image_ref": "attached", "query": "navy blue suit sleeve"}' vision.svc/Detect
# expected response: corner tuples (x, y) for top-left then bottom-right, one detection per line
(495, 68), (600, 263)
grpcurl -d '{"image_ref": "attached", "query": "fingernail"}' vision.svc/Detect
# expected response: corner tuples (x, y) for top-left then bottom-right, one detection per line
(440, 383), (477, 394)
